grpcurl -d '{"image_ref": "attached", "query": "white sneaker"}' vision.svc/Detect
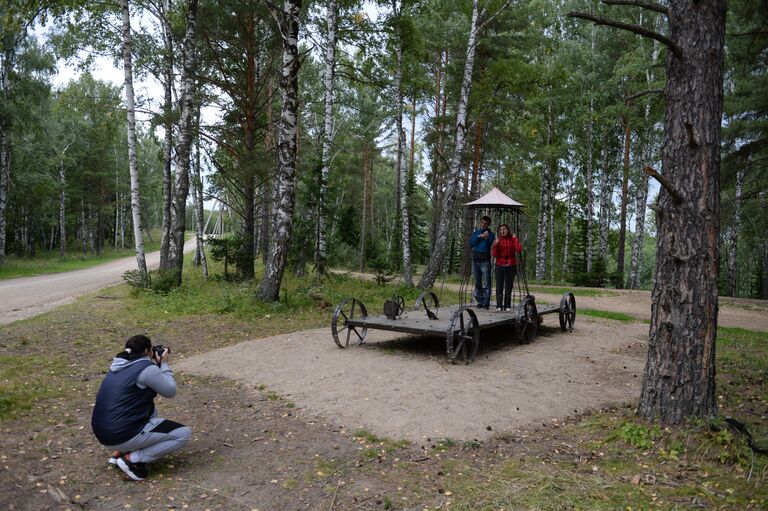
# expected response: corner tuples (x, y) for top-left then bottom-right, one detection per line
(495, 307), (502, 312)
(504, 307), (511, 312)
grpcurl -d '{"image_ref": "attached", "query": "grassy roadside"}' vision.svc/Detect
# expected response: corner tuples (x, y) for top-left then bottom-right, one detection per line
(0, 237), (161, 279)
(0, 257), (765, 509)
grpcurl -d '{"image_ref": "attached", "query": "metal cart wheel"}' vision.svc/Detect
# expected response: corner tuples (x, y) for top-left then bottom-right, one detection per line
(393, 295), (405, 316)
(518, 296), (538, 343)
(446, 306), (480, 363)
(414, 290), (440, 320)
(331, 298), (368, 348)
(558, 292), (576, 332)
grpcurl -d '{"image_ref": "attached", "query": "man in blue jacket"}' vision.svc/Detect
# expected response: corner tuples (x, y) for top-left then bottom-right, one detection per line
(469, 215), (494, 309)
(91, 335), (190, 481)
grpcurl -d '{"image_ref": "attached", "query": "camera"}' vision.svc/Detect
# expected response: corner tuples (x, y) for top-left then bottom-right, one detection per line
(152, 345), (170, 358)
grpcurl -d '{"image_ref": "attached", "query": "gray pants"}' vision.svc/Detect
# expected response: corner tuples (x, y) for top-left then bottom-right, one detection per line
(107, 416), (191, 464)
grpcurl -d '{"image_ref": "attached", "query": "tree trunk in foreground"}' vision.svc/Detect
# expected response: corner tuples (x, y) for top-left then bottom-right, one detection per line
(638, 0), (725, 423)
(257, 0), (301, 301)
(120, 0), (148, 280)
(168, 0), (198, 284)
(418, 0), (481, 289)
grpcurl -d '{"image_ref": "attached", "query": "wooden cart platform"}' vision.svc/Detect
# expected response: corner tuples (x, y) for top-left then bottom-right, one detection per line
(331, 292), (576, 364)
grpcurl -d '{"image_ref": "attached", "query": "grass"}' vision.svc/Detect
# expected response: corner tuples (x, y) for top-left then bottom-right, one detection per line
(579, 308), (636, 322)
(0, 236), (161, 279)
(528, 285), (619, 298)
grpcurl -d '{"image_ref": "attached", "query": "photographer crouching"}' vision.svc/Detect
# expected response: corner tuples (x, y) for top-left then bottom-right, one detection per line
(91, 335), (191, 481)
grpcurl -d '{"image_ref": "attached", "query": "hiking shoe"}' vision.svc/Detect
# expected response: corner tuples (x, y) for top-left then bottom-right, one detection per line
(116, 456), (147, 481)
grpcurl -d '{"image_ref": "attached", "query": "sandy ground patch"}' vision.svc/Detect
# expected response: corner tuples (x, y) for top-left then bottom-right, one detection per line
(177, 316), (648, 442)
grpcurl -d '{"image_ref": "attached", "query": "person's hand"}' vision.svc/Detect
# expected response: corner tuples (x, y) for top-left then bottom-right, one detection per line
(154, 348), (170, 365)
(493, 238), (499, 245)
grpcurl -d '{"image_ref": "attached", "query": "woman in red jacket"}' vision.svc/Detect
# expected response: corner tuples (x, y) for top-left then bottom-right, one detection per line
(491, 223), (522, 311)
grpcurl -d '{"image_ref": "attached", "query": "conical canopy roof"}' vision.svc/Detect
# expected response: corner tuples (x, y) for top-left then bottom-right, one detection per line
(464, 187), (525, 209)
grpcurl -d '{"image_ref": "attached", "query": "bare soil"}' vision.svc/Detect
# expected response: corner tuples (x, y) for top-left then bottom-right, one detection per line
(176, 318), (648, 443)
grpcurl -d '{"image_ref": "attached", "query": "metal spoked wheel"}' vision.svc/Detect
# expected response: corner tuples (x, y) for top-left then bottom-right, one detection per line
(331, 298), (368, 348)
(414, 291), (440, 320)
(558, 292), (576, 332)
(446, 306), (480, 364)
(393, 295), (406, 317)
(518, 296), (538, 344)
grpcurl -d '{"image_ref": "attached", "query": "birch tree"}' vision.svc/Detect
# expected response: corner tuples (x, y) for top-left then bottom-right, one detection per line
(257, 0), (301, 301)
(167, 0), (198, 284)
(418, 0), (481, 289)
(314, 0), (338, 276)
(391, 0), (413, 286)
(120, 0), (148, 281)
(157, 0), (175, 272)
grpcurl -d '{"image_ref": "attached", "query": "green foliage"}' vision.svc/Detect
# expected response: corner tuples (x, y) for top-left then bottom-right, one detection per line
(579, 308), (635, 322)
(0, 354), (66, 421)
(607, 421), (661, 450)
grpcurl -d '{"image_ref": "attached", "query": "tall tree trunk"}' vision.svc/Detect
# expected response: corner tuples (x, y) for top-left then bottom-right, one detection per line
(239, 14), (258, 281)
(617, 118), (631, 287)
(626, 42), (659, 290)
(315, 0), (337, 276)
(58, 152), (69, 257)
(359, 142), (369, 272)
(159, 0), (174, 272)
(562, 176), (573, 276)
(626, 170), (648, 289)
(257, 0), (301, 301)
(598, 143), (612, 264)
(585, 28), (596, 273)
(726, 167), (744, 297)
(120, 0), (148, 280)
(418, 0), (481, 289)
(638, 0), (726, 423)
(393, 25), (413, 286)
(191, 131), (208, 278)
(260, 79), (275, 264)
(761, 192), (768, 299)
(168, 0), (198, 284)
(0, 44), (15, 266)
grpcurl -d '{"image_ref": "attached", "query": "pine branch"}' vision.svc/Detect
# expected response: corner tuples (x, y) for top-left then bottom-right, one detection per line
(643, 166), (683, 204)
(602, 0), (668, 15)
(568, 11), (681, 55)
(625, 88), (665, 101)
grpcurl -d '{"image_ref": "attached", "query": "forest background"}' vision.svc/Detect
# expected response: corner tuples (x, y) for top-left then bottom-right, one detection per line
(0, 0), (765, 299)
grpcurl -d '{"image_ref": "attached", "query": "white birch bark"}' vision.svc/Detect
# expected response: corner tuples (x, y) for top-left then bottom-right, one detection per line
(168, 0), (198, 283)
(257, 0), (301, 301)
(598, 145), (612, 261)
(315, 0), (337, 276)
(120, 0), (148, 279)
(159, 0), (174, 271)
(0, 44), (14, 266)
(393, 16), (413, 287)
(58, 141), (73, 257)
(726, 167), (744, 297)
(562, 175), (573, 276)
(418, 0), (481, 289)
(191, 136), (208, 278)
(626, 171), (648, 289)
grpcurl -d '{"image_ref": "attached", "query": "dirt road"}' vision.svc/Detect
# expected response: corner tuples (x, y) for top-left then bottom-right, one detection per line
(0, 239), (197, 325)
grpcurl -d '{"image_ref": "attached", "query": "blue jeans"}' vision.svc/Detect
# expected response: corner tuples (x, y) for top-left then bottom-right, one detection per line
(473, 259), (491, 307)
